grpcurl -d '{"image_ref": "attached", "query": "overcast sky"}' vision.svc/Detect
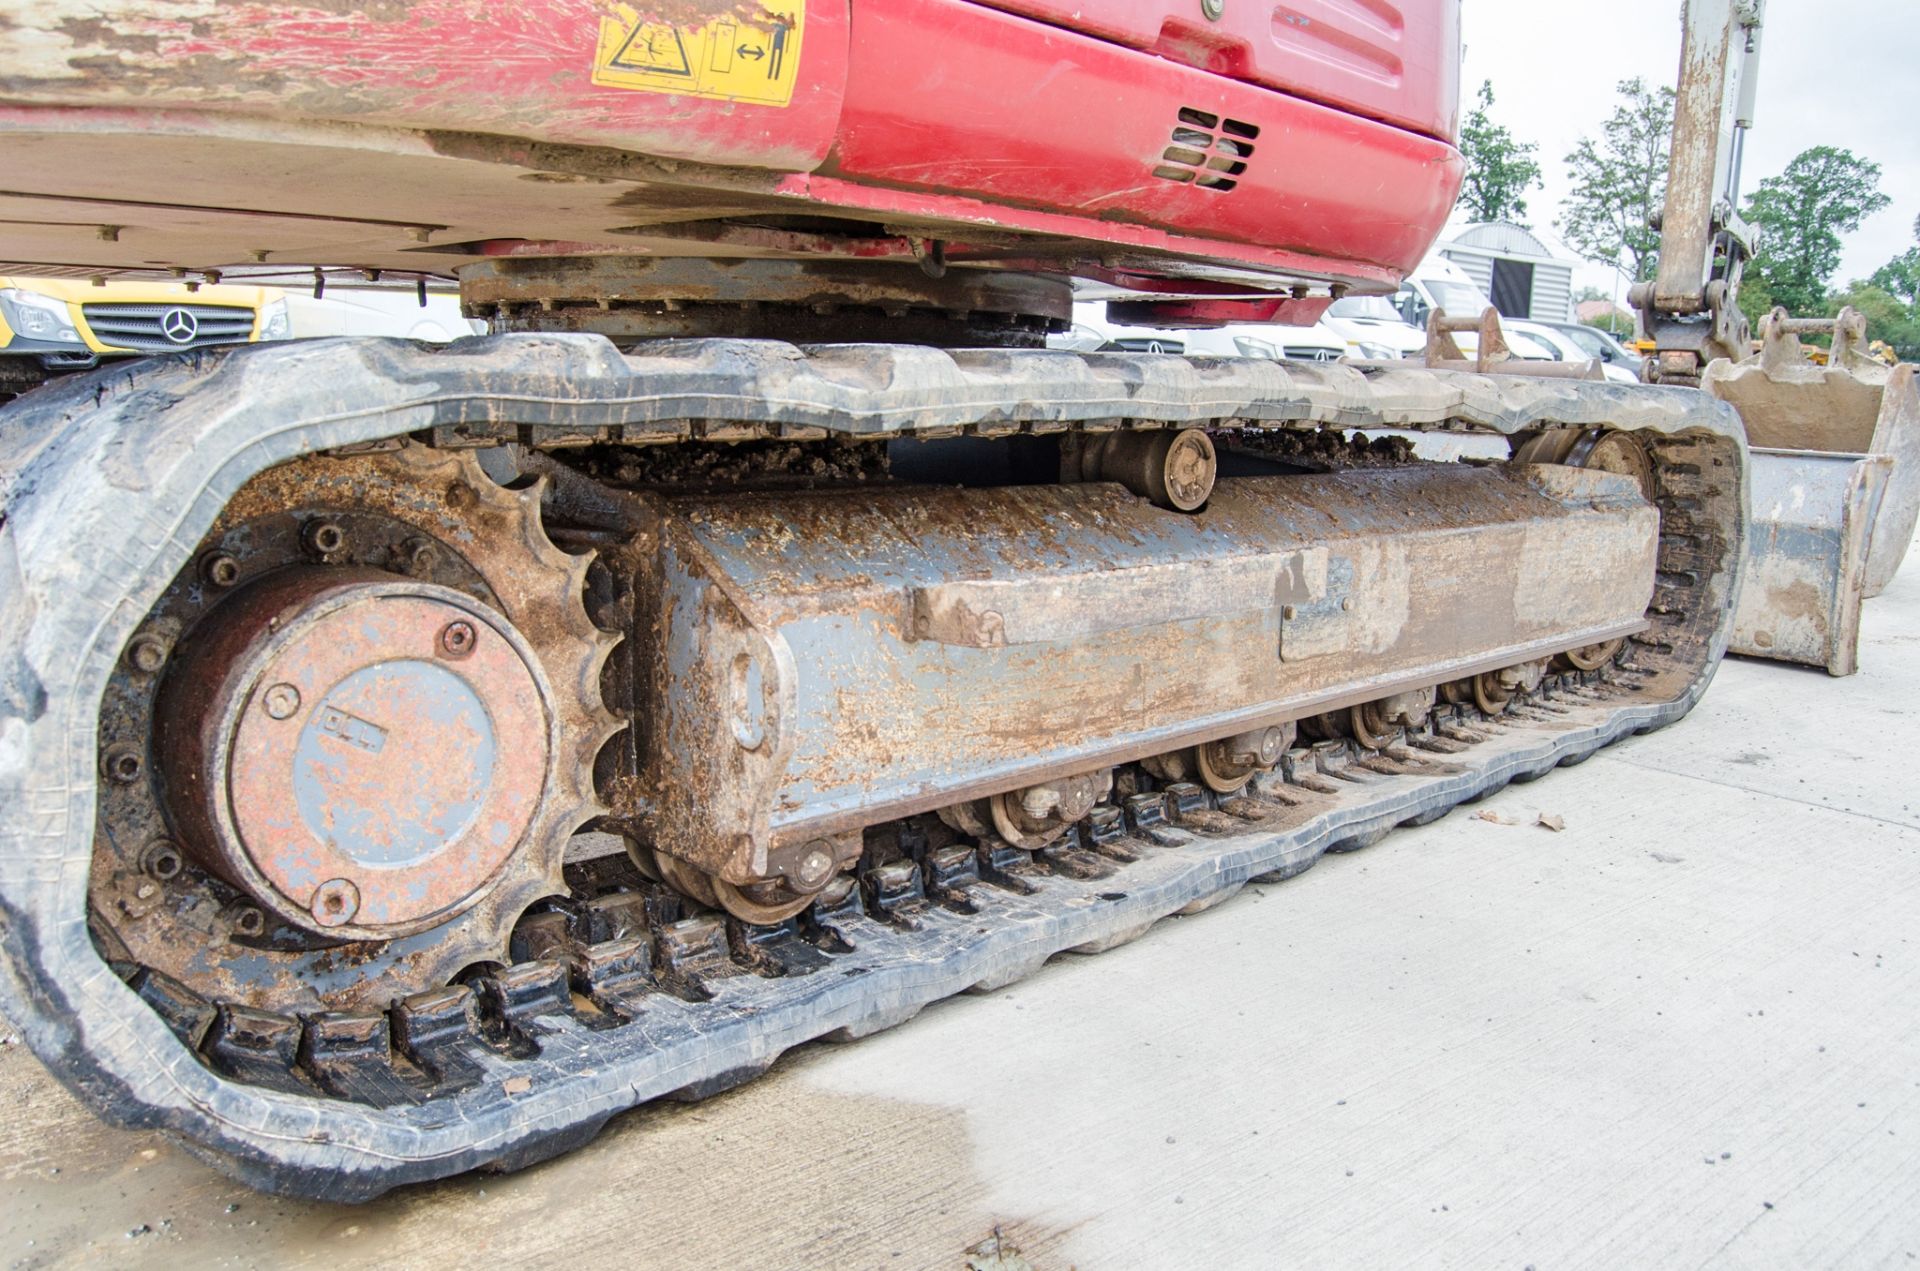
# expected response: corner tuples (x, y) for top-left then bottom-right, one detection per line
(1458, 0), (1919, 303)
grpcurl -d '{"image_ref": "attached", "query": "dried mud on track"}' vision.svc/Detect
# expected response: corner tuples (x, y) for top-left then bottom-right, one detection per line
(6, 555), (1920, 1271)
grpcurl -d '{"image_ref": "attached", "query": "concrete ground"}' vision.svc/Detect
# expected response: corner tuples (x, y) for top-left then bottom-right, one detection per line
(4, 568), (1918, 1271)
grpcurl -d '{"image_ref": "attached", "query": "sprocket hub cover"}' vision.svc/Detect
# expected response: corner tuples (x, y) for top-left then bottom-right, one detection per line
(158, 569), (553, 940)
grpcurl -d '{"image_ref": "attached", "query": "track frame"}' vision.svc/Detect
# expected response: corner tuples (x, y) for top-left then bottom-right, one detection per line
(0, 335), (1745, 1198)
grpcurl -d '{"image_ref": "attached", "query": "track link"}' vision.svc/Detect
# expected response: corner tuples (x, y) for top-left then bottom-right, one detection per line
(0, 335), (1745, 1199)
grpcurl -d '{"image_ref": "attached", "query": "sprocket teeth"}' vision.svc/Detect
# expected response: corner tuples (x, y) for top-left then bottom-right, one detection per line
(381, 446), (615, 980)
(587, 704), (624, 748)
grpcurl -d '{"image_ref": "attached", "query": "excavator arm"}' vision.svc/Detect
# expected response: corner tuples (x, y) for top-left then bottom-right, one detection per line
(1632, 0), (1920, 675)
(1631, 0), (1765, 385)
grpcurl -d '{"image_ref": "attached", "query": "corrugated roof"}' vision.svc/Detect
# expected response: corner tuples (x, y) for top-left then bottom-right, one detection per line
(1449, 221), (1561, 261)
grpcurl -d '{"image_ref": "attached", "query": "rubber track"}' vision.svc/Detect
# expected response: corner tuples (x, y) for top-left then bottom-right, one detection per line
(0, 335), (1748, 1199)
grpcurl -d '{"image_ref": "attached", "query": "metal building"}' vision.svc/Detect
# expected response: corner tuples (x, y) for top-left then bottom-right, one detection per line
(1439, 222), (1576, 323)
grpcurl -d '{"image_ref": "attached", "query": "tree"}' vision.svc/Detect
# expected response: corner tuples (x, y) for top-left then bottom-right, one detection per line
(1742, 146), (1891, 315)
(1846, 218), (1920, 360)
(1871, 247), (1920, 306)
(1735, 272), (1775, 334)
(1867, 217), (1919, 306)
(1829, 282), (1920, 361)
(1558, 78), (1675, 284)
(1457, 81), (1542, 225)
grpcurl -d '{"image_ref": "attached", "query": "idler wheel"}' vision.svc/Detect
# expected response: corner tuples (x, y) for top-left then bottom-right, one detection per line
(989, 769), (1113, 850)
(633, 842), (825, 924)
(157, 568), (553, 942)
(1472, 659), (1548, 717)
(1559, 639), (1625, 672)
(1349, 687), (1437, 751)
(1192, 723), (1294, 793)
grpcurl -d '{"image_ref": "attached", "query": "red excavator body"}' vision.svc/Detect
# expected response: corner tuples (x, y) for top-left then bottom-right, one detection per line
(0, 1), (1461, 308)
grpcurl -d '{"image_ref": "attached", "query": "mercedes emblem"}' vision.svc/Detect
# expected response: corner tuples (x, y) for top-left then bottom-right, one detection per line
(159, 307), (199, 345)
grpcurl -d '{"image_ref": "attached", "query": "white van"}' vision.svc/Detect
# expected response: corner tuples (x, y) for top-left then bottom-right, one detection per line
(1051, 303), (1346, 362)
(1323, 255), (1557, 361)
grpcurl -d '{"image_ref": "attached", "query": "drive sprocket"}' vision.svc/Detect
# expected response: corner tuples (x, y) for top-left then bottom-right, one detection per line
(89, 443), (620, 1014)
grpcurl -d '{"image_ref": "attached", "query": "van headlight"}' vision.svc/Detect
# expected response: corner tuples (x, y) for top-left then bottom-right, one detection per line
(0, 288), (84, 345)
(1231, 336), (1280, 359)
(259, 298), (292, 341)
(1348, 340), (1398, 360)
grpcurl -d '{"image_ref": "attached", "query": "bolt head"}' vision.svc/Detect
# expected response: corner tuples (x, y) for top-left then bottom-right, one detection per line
(102, 744), (143, 785)
(301, 520), (346, 560)
(262, 683), (301, 720)
(127, 634), (169, 674)
(440, 620), (477, 659)
(201, 552), (241, 588)
(1200, 0), (1224, 18)
(140, 839), (184, 881)
(794, 844), (836, 890)
(309, 878), (361, 928)
(403, 537), (442, 575)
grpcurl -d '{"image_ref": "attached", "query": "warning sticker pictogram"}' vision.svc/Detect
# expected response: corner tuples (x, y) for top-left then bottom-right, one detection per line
(592, 3), (804, 107)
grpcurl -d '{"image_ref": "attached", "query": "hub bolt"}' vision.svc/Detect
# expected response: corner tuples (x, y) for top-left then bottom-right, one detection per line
(231, 907), (265, 938)
(140, 839), (184, 881)
(126, 632), (170, 674)
(302, 519), (347, 559)
(101, 743), (143, 785)
(201, 552), (241, 588)
(261, 683), (302, 720)
(310, 878), (361, 928)
(793, 842), (838, 890)
(439, 620), (477, 659)
(404, 537), (442, 575)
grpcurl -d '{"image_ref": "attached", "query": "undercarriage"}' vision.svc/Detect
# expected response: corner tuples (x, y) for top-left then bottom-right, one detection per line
(0, 331), (1744, 1198)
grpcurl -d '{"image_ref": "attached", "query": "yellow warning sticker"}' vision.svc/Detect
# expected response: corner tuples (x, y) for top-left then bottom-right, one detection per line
(592, 3), (804, 107)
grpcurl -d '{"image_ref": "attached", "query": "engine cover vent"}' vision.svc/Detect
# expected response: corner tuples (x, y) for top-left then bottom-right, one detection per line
(1151, 107), (1259, 192)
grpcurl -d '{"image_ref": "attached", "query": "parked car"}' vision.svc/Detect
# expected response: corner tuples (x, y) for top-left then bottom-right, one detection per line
(1325, 260), (1558, 362)
(283, 286), (483, 343)
(1389, 254), (1494, 332)
(1508, 319), (1639, 384)
(1322, 294), (1426, 360)
(1532, 320), (1644, 380)
(1050, 305), (1347, 362)
(0, 276), (289, 371)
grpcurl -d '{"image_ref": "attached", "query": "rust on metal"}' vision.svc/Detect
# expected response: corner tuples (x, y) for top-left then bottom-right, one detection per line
(157, 570), (552, 940)
(1708, 307), (1920, 599)
(90, 445), (614, 1013)
(618, 460), (1659, 884)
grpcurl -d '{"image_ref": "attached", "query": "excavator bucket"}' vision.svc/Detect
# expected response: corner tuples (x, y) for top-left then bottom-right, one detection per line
(1707, 307), (1920, 674)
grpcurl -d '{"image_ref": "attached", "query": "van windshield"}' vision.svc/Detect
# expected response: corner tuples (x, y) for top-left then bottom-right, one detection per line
(1328, 295), (1400, 321)
(1426, 280), (1487, 314)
